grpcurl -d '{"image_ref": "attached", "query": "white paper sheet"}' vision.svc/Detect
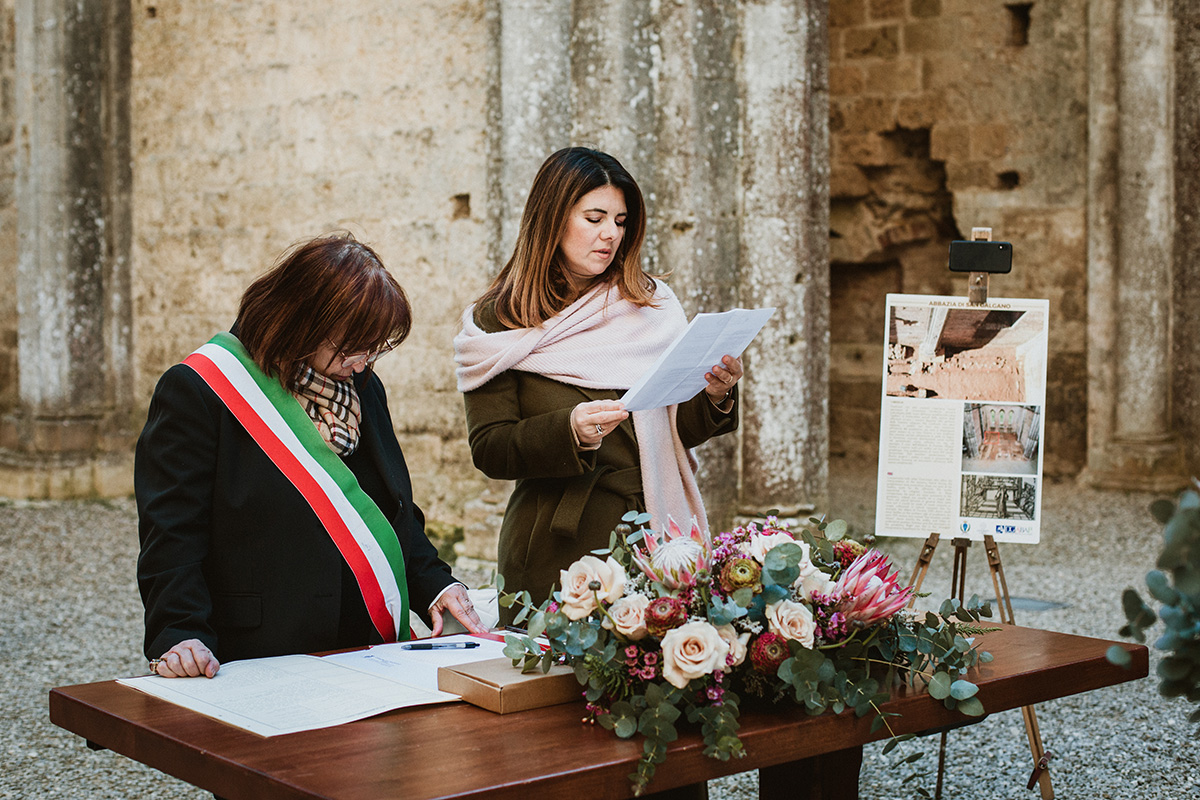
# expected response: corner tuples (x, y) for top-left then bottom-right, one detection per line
(322, 634), (509, 692)
(118, 653), (458, 737)
(620, 307), (775, 412)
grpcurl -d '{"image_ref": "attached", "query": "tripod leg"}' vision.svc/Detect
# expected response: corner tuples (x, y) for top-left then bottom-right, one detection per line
(984, 536), (1054, 799)
(908, 533), (940, 602)
(934, 729), (948, 800)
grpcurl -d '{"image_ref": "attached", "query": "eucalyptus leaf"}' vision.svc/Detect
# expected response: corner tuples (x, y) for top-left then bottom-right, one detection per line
(614, 716), (637, 738)
(956, 696), (985, 716)
(927, 671), (952, 700)
(1146, 570), (1180, 606)
(949, 680), (978, 700)
(1150, 498), (1177, 525)
(1106, 645), (1133, 668)
(824, 519), (848, 542)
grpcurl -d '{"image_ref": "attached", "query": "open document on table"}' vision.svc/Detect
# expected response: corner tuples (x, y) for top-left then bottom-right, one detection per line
(116, 634), (508, 737)
(620, 307), (775, 412)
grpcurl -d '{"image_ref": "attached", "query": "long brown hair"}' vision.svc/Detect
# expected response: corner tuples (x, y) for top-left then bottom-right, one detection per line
(478, 147), (654, 329)
(236, 233), (411, 382)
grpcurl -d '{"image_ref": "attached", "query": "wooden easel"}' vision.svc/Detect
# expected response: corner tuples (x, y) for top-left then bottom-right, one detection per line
(905, 228), (1054, 800)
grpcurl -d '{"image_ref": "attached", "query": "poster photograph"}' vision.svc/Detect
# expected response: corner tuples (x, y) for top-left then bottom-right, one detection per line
(874, 294), (1050, 544)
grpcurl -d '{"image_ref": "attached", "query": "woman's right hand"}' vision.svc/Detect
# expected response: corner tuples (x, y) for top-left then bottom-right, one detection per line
(153, 638), (220, 678)
(571, 401), (629, 447)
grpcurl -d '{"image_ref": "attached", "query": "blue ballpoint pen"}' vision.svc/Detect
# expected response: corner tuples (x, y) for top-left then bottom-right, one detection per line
(399, 642), (480, 650)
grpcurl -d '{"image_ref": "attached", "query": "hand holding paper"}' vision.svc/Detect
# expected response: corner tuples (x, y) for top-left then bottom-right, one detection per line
(620, 307), (774, 412)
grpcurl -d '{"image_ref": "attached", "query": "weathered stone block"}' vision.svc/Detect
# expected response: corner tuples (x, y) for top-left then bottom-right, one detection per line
(971, 123), (1008, 159)
(869, 0), (905, 21)
(830, 165), (872, 199)
(902, 18), (958, 54)
(896, 93), (945, 129)
(910, 0), (941, 19)
(830, 64), (865, 95)
(865, 58), (921, 95)
(844, 25), (900, 60)
(836, 132), (894, 166)
(830, 0), (868, 29)
(841, 97), (897, 133)
(929, 123), (969, 161)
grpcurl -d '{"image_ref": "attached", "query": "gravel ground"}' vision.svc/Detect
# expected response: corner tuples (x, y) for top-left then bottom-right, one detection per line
(2, 456), (1197, 798)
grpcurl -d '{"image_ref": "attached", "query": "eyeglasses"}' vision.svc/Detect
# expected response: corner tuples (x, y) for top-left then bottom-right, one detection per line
(331, 341), (397, 370)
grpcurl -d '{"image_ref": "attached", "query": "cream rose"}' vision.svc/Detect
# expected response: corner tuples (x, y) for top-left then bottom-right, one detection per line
(558, 555), (627, 620)
(603, 594), (650, 640)
(766, 599), (817, 649)
(660, 621), (730, 688)
(748, 532), (798, 564)
(716, 624), (751, 667)
(792, 542), (836, 600)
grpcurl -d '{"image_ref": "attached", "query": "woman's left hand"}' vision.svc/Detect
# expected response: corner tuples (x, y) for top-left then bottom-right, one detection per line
(429, 584), (487, 636)
(704, 355), (743, 405)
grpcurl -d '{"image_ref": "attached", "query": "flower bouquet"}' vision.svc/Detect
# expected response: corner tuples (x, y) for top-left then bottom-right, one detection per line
(499, 513), (995, 795)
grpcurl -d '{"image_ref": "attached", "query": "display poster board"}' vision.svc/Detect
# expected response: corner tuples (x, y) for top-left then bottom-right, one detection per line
(874, 294), (1049, 544)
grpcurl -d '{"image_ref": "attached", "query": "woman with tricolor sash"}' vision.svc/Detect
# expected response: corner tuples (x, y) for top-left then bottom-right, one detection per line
(136, 233), (485, 678)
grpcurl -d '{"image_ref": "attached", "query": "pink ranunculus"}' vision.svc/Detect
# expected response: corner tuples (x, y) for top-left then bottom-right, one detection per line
(660, 621), (730, 689)
(766, 599), (817, 649)
(558, 555), (627, 620)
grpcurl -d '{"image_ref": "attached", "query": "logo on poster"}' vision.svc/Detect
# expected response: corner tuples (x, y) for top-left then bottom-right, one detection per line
(959, 522), (970, 533)
(994, 524), (1016, 535)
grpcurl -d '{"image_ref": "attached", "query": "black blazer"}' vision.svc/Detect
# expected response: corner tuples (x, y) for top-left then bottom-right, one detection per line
(135, 358), (455, 662)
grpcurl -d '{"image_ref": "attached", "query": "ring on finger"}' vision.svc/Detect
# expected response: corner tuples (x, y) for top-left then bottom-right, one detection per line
(595, 424), (604, 435)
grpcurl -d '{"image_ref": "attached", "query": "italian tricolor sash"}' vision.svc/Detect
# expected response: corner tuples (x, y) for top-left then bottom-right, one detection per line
(183, 332), (409, 643)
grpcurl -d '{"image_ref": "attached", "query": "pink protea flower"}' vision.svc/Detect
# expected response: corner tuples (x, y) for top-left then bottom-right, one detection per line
(631, 517), (711, 590)
(833, 550), (913, 627)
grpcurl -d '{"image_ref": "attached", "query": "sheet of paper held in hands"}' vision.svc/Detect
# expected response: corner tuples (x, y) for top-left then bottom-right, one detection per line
(620, 307), (775, 412)
(116, 634), (507, 737)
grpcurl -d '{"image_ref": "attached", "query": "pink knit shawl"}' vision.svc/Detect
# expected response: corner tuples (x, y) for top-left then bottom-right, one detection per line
(454, 281), (708, 534)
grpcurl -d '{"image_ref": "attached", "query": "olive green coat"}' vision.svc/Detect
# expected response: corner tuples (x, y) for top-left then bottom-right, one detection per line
(464, 368), (738, 612)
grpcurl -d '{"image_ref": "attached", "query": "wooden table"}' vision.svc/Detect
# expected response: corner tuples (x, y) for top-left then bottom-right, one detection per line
(49, 625), (1147, 799)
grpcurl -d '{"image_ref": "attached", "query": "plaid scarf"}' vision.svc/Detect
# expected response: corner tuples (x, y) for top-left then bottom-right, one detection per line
(291, 364), (362, 456)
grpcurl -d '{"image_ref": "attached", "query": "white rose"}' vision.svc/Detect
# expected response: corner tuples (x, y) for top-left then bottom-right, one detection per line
(716, 624), (750, 667)
(766, 600), (816, 649)
(795, 568), (837, 601)
(559, 555), (627, 620)
(660, 621), (731, 689)
(790, 542), (836, 600)
(748, 532), (798, 564)
(603, 594), (650, 640)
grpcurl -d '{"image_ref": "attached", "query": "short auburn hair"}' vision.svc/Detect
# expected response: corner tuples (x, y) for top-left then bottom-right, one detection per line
(235, 233), (411, 382)
(478, 147), (655, 329)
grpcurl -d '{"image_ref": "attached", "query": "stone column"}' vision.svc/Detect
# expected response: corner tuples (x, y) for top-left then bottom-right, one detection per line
(736, 0), (830, 517)
(493, 0), (571, 262)
(1174, 0), (1200, 478)
(4, 0), (133, 497)
(1083, 0), (1186, 490)
(652, 0), (742, 528)
(570, 0), (655, 182)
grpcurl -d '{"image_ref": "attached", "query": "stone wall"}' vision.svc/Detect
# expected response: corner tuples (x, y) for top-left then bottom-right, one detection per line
(0, 0), (15, 413)
(828, 0), (1088, 475)
(130, 0), (497, 545)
